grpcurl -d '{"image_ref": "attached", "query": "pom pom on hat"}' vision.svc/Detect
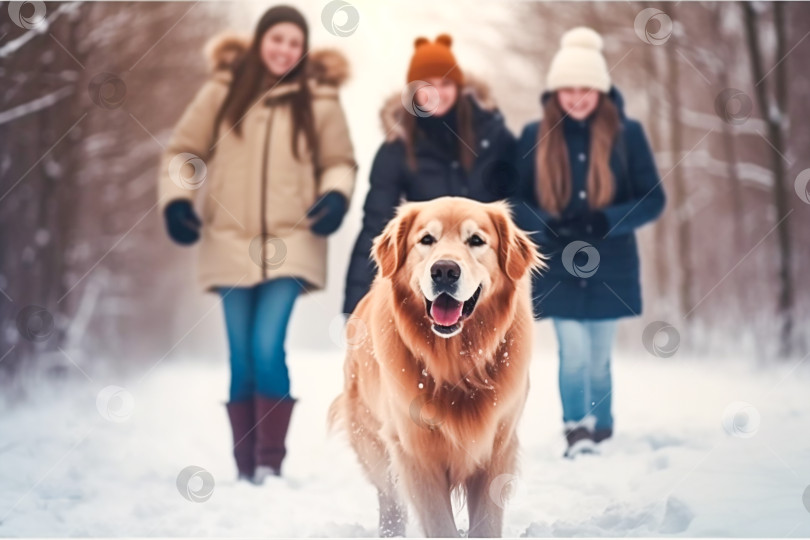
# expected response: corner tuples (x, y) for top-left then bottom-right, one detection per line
(407, 33), (463, 84)
(546, 26), (610, 93)
(435, 33), (453, 47)
(560, 26), (604, 50)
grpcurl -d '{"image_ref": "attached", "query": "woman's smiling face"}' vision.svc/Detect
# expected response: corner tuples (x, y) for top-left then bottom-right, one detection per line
(415, 77), (459, 117)
(260, 22), (305, 77)
(557, 87), (600, 120)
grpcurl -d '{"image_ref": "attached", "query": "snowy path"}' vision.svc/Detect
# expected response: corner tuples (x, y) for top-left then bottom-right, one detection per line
(2, 339), (809, 537)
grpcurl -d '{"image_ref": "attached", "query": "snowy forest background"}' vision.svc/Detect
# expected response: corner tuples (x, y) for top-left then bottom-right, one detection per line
(1, 1), (810, 537)
(1, 0), (809, 384)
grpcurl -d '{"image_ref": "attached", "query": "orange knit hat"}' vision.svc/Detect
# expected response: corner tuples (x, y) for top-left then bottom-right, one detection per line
(406, 34), (463, 84)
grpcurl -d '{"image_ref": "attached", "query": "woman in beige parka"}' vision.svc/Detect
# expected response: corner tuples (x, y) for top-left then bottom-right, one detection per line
(157, 5), (356, 484)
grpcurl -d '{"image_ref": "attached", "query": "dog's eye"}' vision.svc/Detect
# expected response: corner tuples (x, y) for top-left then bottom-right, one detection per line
(419, 234), (436, 246)
(467, 234), (485, 247)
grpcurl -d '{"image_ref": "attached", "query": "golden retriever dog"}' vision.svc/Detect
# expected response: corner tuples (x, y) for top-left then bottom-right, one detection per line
(329, 197), (545, 537)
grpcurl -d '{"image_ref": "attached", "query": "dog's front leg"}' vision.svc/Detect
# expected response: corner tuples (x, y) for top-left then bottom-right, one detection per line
(378, 484), (407, 537)
(393, 451), (459, 538)
(465, 467), (504, 537)
(465, 437), (518, 537)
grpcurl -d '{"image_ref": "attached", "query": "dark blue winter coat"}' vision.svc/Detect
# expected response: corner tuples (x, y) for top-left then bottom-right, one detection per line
(343, 85), (516, 315)
(510, 87), (665, 320)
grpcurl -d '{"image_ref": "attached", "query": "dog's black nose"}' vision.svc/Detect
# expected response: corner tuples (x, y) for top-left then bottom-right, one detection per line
(431, 260), (461, 286)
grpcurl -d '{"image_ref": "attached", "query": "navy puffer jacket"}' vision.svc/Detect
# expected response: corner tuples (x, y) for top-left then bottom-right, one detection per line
(511, 86), (665, 320)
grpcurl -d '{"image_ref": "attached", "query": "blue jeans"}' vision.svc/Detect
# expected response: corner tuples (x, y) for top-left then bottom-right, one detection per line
(551, 318), (618, 430)
(218, 277), (303, 402)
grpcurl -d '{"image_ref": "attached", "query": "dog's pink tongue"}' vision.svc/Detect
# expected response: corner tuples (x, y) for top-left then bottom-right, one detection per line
(430, 294), (463, 326)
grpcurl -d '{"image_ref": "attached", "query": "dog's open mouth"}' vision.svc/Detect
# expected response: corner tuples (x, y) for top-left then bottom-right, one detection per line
(425, 285), (482, 336)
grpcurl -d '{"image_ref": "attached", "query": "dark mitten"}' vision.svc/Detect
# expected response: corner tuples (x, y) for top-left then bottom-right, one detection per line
(556, 211), (609, 240)
(544, 217), (569, 238)
(582, 210), (609, 237)
(163, 198), (201, 246)
(307, 191), (348, 236)
(551, 217), (578, 239)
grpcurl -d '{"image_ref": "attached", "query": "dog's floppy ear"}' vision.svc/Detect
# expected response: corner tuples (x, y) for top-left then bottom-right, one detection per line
(372, 204), (417, 278)
(489, 203), (546, 281)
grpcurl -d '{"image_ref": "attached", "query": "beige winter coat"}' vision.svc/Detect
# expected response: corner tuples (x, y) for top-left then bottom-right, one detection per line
(157, 32), (356, 295)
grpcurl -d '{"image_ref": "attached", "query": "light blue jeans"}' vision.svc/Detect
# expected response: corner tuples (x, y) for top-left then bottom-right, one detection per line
(218, 277), (303, 402)
(551, 318), (619, 430)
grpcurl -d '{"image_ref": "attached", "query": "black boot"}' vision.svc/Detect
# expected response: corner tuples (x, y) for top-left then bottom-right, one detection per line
(563, 417), (596, 458)
(593, 427), (613, 443)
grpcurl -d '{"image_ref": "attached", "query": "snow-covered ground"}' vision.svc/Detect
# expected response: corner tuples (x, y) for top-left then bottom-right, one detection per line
(2, 325), (809, 537)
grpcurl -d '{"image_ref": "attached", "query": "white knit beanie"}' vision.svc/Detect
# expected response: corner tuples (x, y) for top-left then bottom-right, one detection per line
(546, 27), (611, 93)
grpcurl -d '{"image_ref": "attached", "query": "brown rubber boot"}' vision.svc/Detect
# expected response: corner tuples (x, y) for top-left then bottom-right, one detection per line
(252, 395), (296, 484)
(224, 400), (256, 481)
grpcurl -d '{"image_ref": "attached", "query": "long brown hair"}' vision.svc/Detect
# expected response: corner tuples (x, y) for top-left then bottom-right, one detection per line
(401, 85), (476, 173)
(535, 93), (619, 216)
(213, 7), (317, 160)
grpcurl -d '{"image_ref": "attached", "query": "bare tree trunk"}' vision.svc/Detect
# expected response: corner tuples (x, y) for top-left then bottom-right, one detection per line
(665, 3), (693, 319)
(0, 2), (225, 379)
(641, 2), (670, 310)
(711, 4), (745, 258)
(741, 1), (794, 357)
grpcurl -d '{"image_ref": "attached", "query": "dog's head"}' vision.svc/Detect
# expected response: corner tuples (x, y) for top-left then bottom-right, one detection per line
(372, 197), (545, 339)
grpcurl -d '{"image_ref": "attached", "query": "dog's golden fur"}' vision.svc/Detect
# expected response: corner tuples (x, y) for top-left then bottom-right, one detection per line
(329, 197), (545, 537)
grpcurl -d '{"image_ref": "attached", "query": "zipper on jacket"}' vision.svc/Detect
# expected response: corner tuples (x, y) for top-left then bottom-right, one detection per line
(260, 105), (275, 281)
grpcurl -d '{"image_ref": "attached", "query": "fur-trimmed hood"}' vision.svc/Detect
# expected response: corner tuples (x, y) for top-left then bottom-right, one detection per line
(202, 30), (350, 87)
(380, 75), (499, 142)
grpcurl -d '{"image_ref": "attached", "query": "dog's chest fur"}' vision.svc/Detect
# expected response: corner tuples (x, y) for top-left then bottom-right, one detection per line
(374, 319), (527, 469)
